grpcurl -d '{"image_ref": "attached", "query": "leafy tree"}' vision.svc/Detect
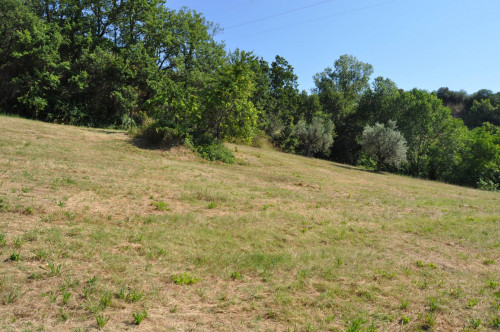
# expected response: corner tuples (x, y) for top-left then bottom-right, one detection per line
(0, 0), (66, 119)
(425, 117), (469, 182)
(297, 90), (322, 124)
(458, 125), (500, 188)
(199, 50), (258, 142)
(265, 55), (300, 151)
(386, 89), (453, 176)
(313, 54), (374, 162)
(361, 121), (407, 172)
(466, 99), (500, 128)
(293, 117), (335, 157)
(313, 54), (373, 123)
(358, 77), (400, 125)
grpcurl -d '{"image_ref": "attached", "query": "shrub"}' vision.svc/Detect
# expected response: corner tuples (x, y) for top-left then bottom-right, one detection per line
(136, 120), (185, 148)
(196, 142), (235, 164)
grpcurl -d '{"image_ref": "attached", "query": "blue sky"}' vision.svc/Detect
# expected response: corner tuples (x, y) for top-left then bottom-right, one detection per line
(167, 0), (500, 94)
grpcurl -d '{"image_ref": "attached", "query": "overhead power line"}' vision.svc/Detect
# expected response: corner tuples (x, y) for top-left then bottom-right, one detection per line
(224, 0), (401, 40)
(225, 0), (338, 30)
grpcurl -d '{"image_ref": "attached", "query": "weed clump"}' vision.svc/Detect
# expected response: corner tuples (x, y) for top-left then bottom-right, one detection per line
(400, 315), (410, 325)
(9, 252), (20, 261)
(95, 314), (109, 329)
(0, 196), (9, 211)
(171, 272), (200, 285)
(151, 201), (170, 211)
(132, 309), (148, 325)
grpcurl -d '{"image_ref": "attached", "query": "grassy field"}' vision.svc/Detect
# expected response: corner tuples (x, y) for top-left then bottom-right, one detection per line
(0, 116), (498, 331)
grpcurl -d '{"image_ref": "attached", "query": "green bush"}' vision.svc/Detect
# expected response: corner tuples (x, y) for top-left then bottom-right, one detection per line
(196, 142), (235, 164)
(136, 120), (185, 148)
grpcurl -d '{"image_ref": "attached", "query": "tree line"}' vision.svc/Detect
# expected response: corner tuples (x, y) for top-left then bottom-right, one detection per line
(1, 0), (499, 190)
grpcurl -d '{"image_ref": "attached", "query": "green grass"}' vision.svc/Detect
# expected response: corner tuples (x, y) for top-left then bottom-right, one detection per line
(0, 116), (499, 331)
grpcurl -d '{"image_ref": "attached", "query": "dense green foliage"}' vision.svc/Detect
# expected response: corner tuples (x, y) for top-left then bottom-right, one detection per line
(1, 0), (499, 188)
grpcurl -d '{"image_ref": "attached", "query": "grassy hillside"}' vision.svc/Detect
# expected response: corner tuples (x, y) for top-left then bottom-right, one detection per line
(0, 116), (498, 331)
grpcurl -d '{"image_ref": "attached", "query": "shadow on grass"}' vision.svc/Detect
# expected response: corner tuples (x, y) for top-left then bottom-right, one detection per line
(129, 135), (183, 151)
(85, 128), (125, 135)
(333, 163), (381, 174)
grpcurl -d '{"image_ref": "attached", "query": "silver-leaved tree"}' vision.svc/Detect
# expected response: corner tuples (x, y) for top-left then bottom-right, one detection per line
(361, 121), (407, 172)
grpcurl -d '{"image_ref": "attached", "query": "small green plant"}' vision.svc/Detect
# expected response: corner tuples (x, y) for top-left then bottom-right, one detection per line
(40, 262), (62, 276)
(469, 318), (481, 329)
(34, 248), (48, 261)
(4, 291), (18, 304)
(95, 314), (110, 329)
(400, 315), (410, 325)
(230, 271), (243, 280)
(48, 291), (58, 303)
(487, 280), (498, 289)
(21, 187), (32, 193)
(83, 276), (98, 299)
(99, 291), (112, 309)
(266, 310), (277, 319)
(132, 310), (148, 325)
(59, 308), (69, 322)
(0, 233), (6, 247)
(346, 318), (366, 332)
(62, 292), (71, 305)
(9, 252), (20, 261)
(428, 297), (439, 312)
(450, 287), (464, 298)
(87, 276), (98, 287)
(171, 272), (200, 285)
(117, 287), (127, 300)
(64, 177), (76, 185)
(27, 273), (43, 280)
(491, 317), (500, 328)
(416, 260), (424, 268)
(170, 305), (178, 313)
(400, 300), (409, 310)
(64, 276), (80, 288)
(467, 298), (479, 309)
(151, 201), (170, 211)
(24, 206), (34, 215)
(0, 197), (9, 211)
(125, 289), (143, 303)
(13, 236), (24, 248)
(207, 201), (217, 209)
(422, 313), (436, 330)
(57, 201), (65, 208)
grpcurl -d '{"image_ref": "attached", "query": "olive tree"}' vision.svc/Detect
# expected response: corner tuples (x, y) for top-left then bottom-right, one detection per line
(293, 116), (335, 157)
(361, 121), (407, 172)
